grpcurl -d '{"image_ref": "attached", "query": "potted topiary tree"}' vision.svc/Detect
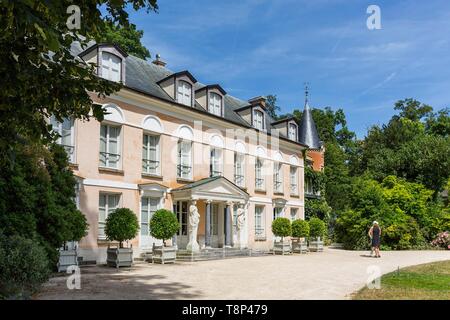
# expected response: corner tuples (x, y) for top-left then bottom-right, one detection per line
(105, 208), (139, 268)
(150, 209), (180, 264)
(291, 219), (309, 254)
(271, 217), (292, 255)
(308, 217), (326, 252)
(58, 209), (89, 272)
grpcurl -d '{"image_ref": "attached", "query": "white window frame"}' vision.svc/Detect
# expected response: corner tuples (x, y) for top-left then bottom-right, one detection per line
(177, 139), (193, 180)
(142, 133), (161, 175)
(290, 208), (298, 221)
(99, 124), (121, 169)
(50, 116), (75, 163)
(210, 147), (223, 177)
(209, 92), (222, 116)
(234, 152), (245, 188)
(290, 166), (298, 196)
(255, 158), (265, 191)
(253, 109), (264, 131)
(254, 205), (265, 240)
(273, 207), (283, 220)
(177, 80), (192, 106)
(101, 52), (122, 82)
(140, 196), (159, 237)
(98, 193), (121, 240)
(288, 123), (297, 141)
(273, 162), (283, 193)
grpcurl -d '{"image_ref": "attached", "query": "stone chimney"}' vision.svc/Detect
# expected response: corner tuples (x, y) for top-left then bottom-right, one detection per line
(248, 96), (266, 108)
(152, 53), (167, 67)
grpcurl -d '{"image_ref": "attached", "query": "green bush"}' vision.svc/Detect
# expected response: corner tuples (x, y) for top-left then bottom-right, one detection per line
(0, 235), (50, 299)
(309, 217), (326, 239)
(105, 208), (139, 248)
(150, 209), (179, 246)
(271, 217), (292, 240)
(62, 209), (88, 247)
(291, 219), (310, 238)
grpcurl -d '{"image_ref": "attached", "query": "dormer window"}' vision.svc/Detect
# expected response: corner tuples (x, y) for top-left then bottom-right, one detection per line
(101, 52), (122, 82)
(253, 109), (264, 131)
(177, 80), (192, 106)
(288, 123), (297, 141)
(209, 92), (222, 116)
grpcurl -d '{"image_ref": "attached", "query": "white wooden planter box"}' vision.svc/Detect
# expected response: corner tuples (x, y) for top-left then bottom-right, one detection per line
(58, 249), (78, 272)
(152, 246), (176, 264)
(107, 247), (133, 268)
(273, 241), (292, 255)
(308, 237), (324, 252)
(292, 239), (308, 254)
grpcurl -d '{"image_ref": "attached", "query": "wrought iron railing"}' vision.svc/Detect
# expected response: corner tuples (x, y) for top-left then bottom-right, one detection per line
(142, 159), (160, 173)
(99, 152), (121, 167)
(255, 178), (265, 190)
(274, 180), (283, 193)
(177, 164), (192, 178)
(234, 174), (244, 186)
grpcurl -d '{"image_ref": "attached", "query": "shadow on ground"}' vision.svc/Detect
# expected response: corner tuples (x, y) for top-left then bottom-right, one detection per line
(34, 265), (202, 300)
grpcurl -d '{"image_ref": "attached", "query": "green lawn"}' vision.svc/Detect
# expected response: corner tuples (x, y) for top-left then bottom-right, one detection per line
(353, 260), (450, 300)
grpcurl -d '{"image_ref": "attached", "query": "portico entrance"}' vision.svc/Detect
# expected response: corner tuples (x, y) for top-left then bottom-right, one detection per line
(170, 176), (249, 251)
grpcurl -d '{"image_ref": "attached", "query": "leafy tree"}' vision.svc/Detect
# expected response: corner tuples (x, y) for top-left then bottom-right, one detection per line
(150, 209), (179, 246)
(271, 217), (292, 241)
(265, 94), (281, 119)
(426, 107), (450, 137)
(305, 198), (331, 222)
(291, 219), (310, 238)
(394, 98), (433, 122)
(100, 23), (151, 60)
(0, 0), (158, 150)
(105, 208), (139, 248)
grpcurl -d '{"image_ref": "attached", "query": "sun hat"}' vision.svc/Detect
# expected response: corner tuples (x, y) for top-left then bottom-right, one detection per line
(373, 221), (378, 225)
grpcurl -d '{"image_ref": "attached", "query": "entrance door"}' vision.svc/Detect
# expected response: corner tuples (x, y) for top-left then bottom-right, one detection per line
(174, 201), (189, 249)
(140, 197), (160, 249)
(210, 203), (220, 247)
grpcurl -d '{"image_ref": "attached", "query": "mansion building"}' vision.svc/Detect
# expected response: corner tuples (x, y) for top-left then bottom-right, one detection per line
(54, 42), (324, 263)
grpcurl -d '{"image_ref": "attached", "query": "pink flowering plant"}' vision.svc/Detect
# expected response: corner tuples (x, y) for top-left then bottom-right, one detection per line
(431, 231), (450, 250)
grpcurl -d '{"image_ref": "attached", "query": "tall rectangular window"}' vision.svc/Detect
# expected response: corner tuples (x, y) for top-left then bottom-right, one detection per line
(101, 52), (121, 82)
(273, 207), (283, 220)
(98, 193), (120, 239)
(142, 134), (160, 175)
(177, 81), (192, 106)
(253, 110), (264, 130)
(290, 166), (298, 195)
(177, 140), (192, 180)
(273, 162), (283, 193)
(51, 116), (75, 163)
(254, 206), (265, 239)
(290, 208), (298, 221)
(175, 201), (188, 236)
(210, 148), (222, 177)
(255, 158), (265, 190)
(234, 152), (245, 187)
(99, 124), (121, 169)
(288, 123), (297, 140)
(141, 197), (159, 236)
(209, 93), (222, 116)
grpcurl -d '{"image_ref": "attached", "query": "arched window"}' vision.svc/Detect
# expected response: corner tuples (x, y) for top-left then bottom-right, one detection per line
(177, 81), (192, 106)
(209, 92), (222, 116)
(101, 52), (122, 82)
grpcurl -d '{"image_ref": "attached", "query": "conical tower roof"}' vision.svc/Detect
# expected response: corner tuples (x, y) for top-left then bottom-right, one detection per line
(298, 86), (321, 149)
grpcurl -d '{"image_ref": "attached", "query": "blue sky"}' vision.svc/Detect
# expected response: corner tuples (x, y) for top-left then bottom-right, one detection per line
(126, 0), (450, 137)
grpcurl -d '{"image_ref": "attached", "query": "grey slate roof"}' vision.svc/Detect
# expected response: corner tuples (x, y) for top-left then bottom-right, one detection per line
(298, 100), (322, 150)
(71, 41), (305, 144)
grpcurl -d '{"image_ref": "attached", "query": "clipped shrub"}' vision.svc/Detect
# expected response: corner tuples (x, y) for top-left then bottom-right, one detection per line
(271, 217), (292, 241)
(0, 235), (50, 299)
(291, 219), (310, 238)
(105, 208), (139, 248)
(150, 209), (179, 246)
(431, 231), (450, 250)
(309, 217), (326, 239)
(62, 209), (89, 248)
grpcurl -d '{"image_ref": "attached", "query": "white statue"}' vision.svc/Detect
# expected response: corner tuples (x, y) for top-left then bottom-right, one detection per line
(235, 205), (246, 248)
(186, 202), (200, 252)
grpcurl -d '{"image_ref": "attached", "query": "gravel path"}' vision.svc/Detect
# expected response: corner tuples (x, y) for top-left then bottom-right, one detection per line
(34, 248), (450, 300)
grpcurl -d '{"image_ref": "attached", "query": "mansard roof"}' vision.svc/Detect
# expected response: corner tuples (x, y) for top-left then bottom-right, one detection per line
(71, 41), (307, 148)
